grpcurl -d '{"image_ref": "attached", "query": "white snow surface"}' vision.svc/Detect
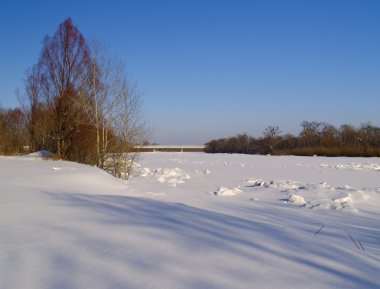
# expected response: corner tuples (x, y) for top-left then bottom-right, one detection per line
(1, 153), (380, 289)
(25, 150), (54, 158)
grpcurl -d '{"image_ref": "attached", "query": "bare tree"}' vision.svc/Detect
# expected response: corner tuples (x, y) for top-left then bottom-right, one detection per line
(84, 39), (146, 178)
(0, 106), (6, 153)
(263, 125), (282, 154)
(236, 133), (250, 154)
(83, 39), (118, 168)
(18, 18), (147, 177)
(320, 123), (339, 147)
(38, 18), (91, 159)
(18, 66), (48, 152)
(0, 107), (27, 155)
(339, 124), (358, 147)
(105, 74), (146, 180)
(299, 121), (322, 147)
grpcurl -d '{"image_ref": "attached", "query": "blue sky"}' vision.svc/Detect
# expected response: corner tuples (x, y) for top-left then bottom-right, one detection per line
(0, 0), (379, 144)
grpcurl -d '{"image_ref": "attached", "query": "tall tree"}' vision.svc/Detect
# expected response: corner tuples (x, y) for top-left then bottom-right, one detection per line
(19, 18), (147, 176)
(19, 65), (46, 152)
(38, 17), (90, 158)
(81, 39), (147, 177)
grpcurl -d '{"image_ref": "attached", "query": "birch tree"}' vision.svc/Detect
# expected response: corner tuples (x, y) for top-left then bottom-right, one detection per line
(85, 39), (146, 178)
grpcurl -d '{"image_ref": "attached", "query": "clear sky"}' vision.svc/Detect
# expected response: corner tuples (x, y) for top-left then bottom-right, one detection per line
(0, 0), (379, 144)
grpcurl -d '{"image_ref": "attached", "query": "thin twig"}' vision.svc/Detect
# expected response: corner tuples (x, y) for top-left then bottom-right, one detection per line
(358, 240), (365, 251)
(314, 224), (325, 237)
(347, 231), (360, 250)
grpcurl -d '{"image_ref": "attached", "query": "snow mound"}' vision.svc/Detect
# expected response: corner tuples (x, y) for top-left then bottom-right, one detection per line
(243, 178), (373, 212)
(332, 191), (353, 210)
(274, 180), (301, 190)
(287, 194), (306, 205)
(25, 150), (54, 158)
(156, 168), (190, 186)
(140, 167), (152, 177)
(214, 186), (242, 196)
(305, 192), (356, 211)
(284, 182), (370, 212)
(245, 178), (274, 187)
(141, 167), (190, 186)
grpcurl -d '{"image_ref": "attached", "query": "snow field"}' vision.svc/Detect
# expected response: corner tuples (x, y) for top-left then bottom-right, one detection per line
(134, 154), (379, 214)
(1, 153), (380, 289)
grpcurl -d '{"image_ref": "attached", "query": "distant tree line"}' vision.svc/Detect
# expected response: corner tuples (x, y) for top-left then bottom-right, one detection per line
(205, 121), (380, 157)
(0, 18), (146, 179)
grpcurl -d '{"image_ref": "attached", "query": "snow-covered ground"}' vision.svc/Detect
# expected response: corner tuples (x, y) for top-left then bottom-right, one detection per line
(1, 152), (380, 289)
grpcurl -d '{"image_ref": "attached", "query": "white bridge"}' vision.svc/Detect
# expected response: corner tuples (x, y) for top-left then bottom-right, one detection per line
(135, 145), (205, 152)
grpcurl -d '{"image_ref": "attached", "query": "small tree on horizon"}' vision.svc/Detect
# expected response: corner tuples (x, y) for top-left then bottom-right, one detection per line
(263, 125), (282, 154)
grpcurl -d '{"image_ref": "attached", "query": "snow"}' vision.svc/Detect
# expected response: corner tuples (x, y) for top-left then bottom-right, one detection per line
(148, 167), (191, 186)
(25, 150), (54, 158)
(320, 162), (380, 171)
(1, 152), (380, 289)
(288, 194), (306, 205)
(213, 186), (243, 196)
